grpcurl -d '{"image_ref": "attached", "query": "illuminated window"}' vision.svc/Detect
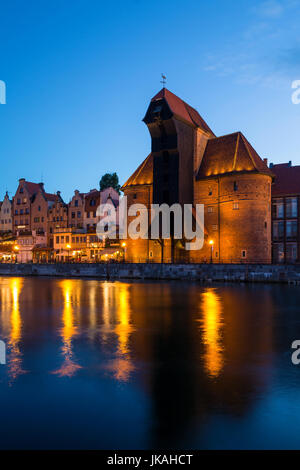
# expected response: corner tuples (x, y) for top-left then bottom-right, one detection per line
(286, 220), (297, 239)
(272, 198), (284, 218)
(207, 206), (213, 213)
(273, 221), (284, 239)
(286, 198), (298, 218)
(233, 202), (239, 210)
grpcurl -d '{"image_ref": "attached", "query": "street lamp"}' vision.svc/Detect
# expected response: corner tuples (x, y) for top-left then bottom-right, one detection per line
(121, 242), (126, 262)
(209, 239), (214, 264)
(13, 245), (19, 263)
(66, 244), (71, 263)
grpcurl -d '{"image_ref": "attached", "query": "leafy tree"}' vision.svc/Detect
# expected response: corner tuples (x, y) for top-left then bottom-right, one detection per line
(100, 172), (121, 194)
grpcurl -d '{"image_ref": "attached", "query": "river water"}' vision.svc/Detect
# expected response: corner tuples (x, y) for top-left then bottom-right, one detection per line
(0, 277), (299, 449)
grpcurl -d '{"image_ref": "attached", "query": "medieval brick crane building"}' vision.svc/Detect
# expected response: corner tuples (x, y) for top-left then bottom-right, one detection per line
(122, 88), (274, 264)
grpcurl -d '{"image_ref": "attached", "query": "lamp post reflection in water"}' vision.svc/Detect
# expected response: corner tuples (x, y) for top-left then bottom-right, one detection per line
(101, 282), (135, 382)
(52, 279), (82, 377)
(0, 278), (26, 382)
(198, 289), (224, 378)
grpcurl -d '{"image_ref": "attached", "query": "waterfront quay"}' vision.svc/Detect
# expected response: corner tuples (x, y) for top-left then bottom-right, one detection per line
(0, 262), (300, 283)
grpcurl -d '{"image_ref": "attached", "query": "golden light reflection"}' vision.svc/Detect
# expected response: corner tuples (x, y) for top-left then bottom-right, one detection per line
(101, 282), (135, 382)
(199, 289), (224, 378)
(0, 278), (26, 382)
(115, 284), (134, 356)
(52, 280), (82, 377)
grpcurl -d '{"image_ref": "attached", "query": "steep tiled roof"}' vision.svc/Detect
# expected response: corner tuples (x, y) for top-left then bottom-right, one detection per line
(122, 154), (153, 189)
(84, 189), (100, 211)
(271, 163), (300, 196)
(25, 182), (41, 195)
(150, 88), (215, 136)
(44, 193), (58, 202)
(197, 132), (274, 179)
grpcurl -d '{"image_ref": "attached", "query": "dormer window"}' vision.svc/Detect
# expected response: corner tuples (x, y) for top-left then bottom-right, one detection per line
(153, 105), (162, 114)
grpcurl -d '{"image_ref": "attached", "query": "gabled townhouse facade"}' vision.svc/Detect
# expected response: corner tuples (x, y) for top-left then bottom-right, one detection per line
(68, 190), (85, 229)
(12, 179), (42, 235)
(83, 189), (100, 232)
(0, 192), (12, 233)
(47, 192), (68, 247)
(31, 183), (57, 235)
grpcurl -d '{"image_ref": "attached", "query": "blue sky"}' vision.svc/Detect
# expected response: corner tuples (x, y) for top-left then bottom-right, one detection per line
(0, 0), (300, 201)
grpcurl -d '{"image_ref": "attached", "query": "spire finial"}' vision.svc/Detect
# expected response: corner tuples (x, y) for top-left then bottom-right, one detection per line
(160, 73), (166, 87)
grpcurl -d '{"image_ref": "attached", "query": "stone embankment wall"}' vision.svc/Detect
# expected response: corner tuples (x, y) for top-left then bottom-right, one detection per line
(0, 263), (300, 283)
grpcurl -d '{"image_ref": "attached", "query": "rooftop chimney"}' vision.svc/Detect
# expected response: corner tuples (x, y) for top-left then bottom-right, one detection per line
(19, 178), (25, 183)
(263, 158), (268, 166)
(288, 161), (292, 167)
(57, 191), (61, 196)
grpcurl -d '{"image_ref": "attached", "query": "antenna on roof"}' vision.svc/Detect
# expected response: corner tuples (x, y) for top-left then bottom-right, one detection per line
(160, 73), (166, 87)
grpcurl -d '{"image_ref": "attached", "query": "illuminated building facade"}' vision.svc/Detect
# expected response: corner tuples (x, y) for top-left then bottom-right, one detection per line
(270, 162), (300, 263)
(0, 192), (12, 233)
(122, 88), (273, 263)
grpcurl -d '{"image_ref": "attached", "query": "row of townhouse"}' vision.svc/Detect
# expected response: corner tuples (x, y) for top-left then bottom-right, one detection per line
(0, 178), (120, 263)
(2, 160), (300, 264)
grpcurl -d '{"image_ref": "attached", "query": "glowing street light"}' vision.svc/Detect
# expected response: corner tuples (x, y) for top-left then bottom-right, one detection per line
(209, 239), (214, 264)
(13, 245), (19, 264)
(66, 244), (71, 262)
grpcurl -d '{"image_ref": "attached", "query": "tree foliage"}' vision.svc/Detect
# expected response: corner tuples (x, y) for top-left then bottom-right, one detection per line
(100, 172), (121, 194)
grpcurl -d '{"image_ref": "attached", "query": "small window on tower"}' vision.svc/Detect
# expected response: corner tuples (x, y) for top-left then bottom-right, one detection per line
(234, 181), (238, 191)
(209, 188), (213, 196)
(133, 193), (137, 200)
(242, 250), (247, 259)
(153, 105), (162, 114)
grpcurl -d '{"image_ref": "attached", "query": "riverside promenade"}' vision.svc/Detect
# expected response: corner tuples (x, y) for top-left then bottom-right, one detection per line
(0, 262), (300, 283)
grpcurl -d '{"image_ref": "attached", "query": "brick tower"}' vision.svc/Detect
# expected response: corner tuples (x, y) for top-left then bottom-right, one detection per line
(122, 88), (273, 264)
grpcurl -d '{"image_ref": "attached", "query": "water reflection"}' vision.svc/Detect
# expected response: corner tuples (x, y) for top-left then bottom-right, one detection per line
(0, 278), (26, 382)
(0, 278), (298, 449)
(198, 289), (224, 378)
(52, 280), (82, 377)
(101, 282), (135, 382)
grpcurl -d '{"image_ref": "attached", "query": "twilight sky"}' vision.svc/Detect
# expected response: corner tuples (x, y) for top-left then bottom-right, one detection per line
(0, 0), (300, 201)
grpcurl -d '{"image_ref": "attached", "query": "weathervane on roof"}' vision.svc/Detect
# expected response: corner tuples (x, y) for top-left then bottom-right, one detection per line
(160, 73), (166, 87)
